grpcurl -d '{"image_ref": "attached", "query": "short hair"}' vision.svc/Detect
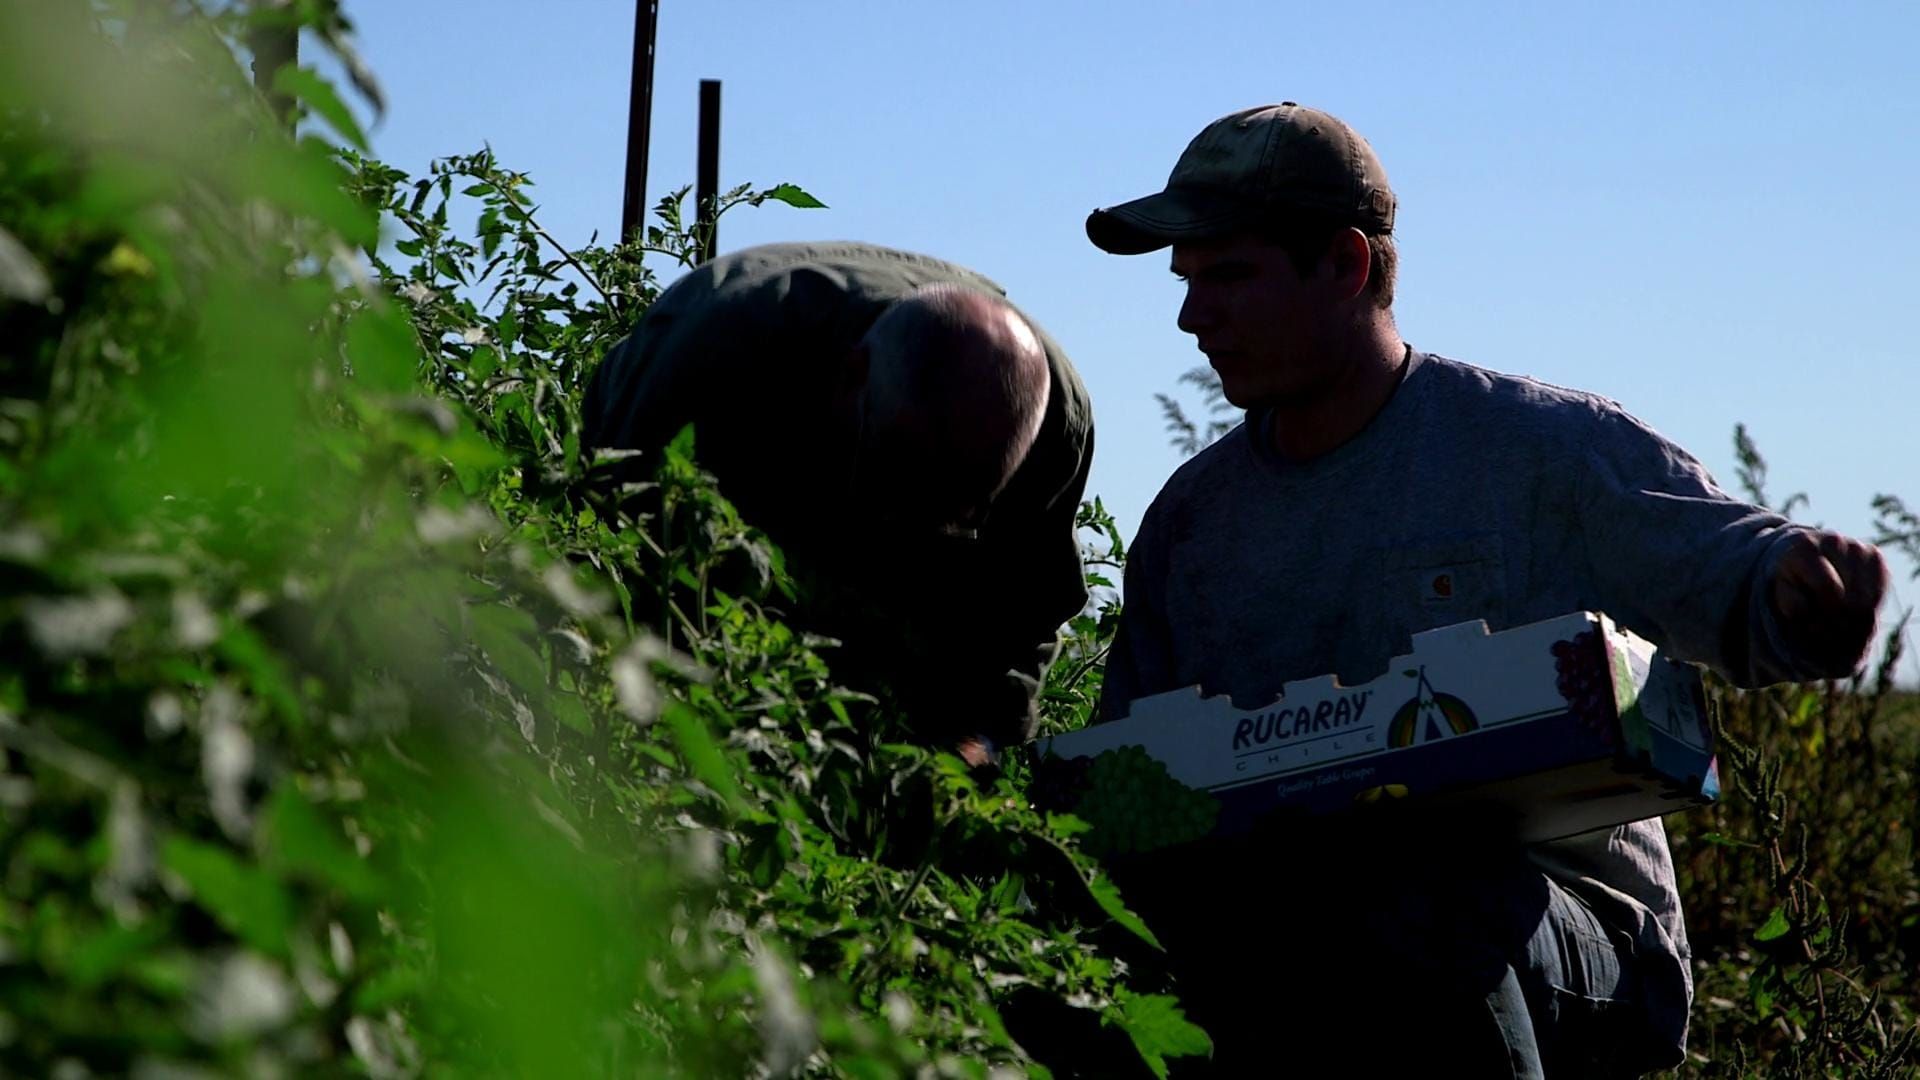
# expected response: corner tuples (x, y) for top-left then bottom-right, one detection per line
(857, 284), (1051, 528)
(1257, 217), (1398, 309)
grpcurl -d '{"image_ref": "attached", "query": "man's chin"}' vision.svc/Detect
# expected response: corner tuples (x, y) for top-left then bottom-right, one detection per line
(1212, 373), (1262, 411)
(1225, 369), (1344, 412)
(1222, 383), (1313, 412)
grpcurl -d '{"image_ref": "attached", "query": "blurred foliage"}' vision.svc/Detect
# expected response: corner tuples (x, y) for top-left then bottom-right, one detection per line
(0, 3), (1199, 1077)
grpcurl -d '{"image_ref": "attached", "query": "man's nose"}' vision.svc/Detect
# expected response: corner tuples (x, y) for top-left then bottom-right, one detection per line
(1176, 287), (1211, 337)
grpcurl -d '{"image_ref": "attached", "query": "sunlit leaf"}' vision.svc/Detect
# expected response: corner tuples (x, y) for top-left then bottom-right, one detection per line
(1086, 871), (1160, 951)
(762, 183), (828, 209)
(1755, 906), (1792, 942)
(1106, 991), (1212, 1079)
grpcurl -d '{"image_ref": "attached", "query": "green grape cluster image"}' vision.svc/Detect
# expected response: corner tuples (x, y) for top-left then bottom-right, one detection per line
(1072, 745), (1222, 857)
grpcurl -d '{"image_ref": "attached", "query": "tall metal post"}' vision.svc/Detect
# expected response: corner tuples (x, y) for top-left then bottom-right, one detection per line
(620, 1), (660, 243)
(248, 23), (299, 130)
(695, 79), (722, 264)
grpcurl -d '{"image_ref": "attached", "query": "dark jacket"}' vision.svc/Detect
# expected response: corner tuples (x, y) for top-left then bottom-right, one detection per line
(583, 241), (1095, 749)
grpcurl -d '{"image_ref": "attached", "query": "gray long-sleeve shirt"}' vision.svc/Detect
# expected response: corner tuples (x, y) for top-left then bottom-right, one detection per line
(1101, 348), (1810, 1063)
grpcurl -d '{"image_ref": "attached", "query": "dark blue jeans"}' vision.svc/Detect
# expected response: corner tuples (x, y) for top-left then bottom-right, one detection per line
(1119, 816), (1656, 1078)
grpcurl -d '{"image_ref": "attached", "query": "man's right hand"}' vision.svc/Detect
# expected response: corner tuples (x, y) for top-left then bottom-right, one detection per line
(1768, 529), (1889, 678)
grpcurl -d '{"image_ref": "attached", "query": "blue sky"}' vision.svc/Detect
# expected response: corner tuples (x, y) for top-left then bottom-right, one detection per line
(326, 0), (1920, 678)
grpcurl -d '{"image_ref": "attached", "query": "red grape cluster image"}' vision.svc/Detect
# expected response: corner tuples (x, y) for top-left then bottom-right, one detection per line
(1029, 747), (1222, 856)
(1072, 746), (1221, 857)
(1029, 752), (1096, 813)
(1552, 630), (1616, 744)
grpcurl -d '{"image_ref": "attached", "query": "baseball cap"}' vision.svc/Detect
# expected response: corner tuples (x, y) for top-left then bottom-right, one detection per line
(1086, 102), (1396, 255)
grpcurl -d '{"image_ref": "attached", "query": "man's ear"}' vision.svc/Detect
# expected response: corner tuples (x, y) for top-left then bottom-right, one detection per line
(843, 341), (871, 391)
(1328, 226), (1372, 303)
(835, 341), (872, 419)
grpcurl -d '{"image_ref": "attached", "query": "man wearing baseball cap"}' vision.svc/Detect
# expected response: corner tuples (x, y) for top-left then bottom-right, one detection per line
(1087, 104), (1887, 1074)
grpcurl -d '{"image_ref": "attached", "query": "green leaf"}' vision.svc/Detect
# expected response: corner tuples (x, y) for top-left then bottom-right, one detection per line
(630, 741), (677, 769)
(1789, 691), (1818, 727)
(157, 658), (215, 687)
(129, 951), (195, 998)
(762, 183), (828, 209)
(354, 963), (427, 1012)
(1755, 906), (1792, 942)
(664, 702), (746, 814)
(273, 66), (369, 151)
(839, 1059), (903, 1080)
(496, 390), (531, 436)
(1086, 871), (1161, 951)
(433, 251), (466, 284)
(444, 430), (510, 493)
(236, 141), (378, 249)
(1046, 812), (1092, 837)
(216, 625), (306, 728)
(1751, 965), (1779, 1017)
(467, 345), (499, 380)
(345, 303), (420, 393)
(479, 207), (504, 259)
(988, 872), (1026, 913)
(550, 693), (594, 736)
(470, 603), (549, 694)
(161, 835), (293, 957)
(68, 918), (170, 989)
(261, 785), (380, 900)
(1106, 991), (1213, 1079)
(741, 824), (785, 889)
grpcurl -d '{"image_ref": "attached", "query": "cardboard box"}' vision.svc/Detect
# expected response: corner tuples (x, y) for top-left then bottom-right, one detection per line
(1039, 611), (1720, 845)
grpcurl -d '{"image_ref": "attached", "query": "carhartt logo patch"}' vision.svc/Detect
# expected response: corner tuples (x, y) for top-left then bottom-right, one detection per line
(1428, 573), (1455, 602)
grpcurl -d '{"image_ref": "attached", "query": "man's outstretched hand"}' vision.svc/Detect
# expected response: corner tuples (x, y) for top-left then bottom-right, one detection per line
(1768, 529), (1889, 678)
